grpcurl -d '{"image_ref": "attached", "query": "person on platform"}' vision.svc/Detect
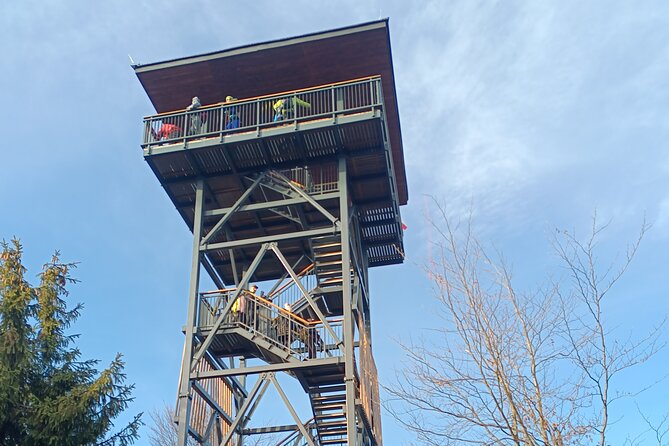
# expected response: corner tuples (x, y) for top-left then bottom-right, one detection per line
(304, 322), (321, 360)
(231, 290), (247, 324)
(186, 96), (203, 135)
(256, 288), (273, 337)
(272, 96), (311, 122)
(186, 96), (201, 111)
(246, 284), (259, 327)
(151, 122), (181, 141)
(276, 302), (294, 347)
(224, 95), (240, 129)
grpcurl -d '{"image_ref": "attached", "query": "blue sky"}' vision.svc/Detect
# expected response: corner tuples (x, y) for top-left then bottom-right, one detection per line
(1, 0), (668, 444)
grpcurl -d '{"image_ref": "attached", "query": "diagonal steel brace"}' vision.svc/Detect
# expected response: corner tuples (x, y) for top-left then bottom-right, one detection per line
(267, 170), (340, 228)
(190, 243), (272, 372)
(201, 172), (267, 246)
(271, 245), (342, 346)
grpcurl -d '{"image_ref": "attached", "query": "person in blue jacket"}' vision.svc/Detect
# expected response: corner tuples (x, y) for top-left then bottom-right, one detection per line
(224, 95), (240, 129)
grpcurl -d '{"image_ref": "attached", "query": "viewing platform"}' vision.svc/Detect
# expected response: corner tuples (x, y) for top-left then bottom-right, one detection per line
(141, 77), (404, 282)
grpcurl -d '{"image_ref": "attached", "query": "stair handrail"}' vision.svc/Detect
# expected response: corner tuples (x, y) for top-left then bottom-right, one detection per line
(252, 293), (343, 329)
(269, 263), (314, 299)
(198, 290), (343, 360)
(200, 288), (339, 328)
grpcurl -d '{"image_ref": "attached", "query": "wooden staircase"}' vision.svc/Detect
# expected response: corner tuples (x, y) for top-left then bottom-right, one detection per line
(308, 383), (348, 445)
(312, 235), (344, 289)
(290, 235), (347, 320)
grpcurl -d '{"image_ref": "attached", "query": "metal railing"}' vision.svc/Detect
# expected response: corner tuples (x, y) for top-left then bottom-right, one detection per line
(267, 264), (318, 313)
(198, 289), (342, 361)
(274, 164), (339, 195)
(142, 76), (383, 148)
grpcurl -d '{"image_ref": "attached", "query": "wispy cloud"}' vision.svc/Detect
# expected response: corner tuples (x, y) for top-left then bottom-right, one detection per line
(393, 1), (669, 233)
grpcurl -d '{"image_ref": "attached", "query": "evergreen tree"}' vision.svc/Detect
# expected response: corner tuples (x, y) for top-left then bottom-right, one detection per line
(0, 240), (142, 446)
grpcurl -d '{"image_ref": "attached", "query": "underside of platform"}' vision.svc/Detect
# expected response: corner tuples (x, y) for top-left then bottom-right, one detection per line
(145, 116), (403, 284)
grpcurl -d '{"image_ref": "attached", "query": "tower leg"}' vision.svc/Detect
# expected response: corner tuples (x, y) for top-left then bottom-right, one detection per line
(339, 157), (358, 444)
(176, 179), (205, 446)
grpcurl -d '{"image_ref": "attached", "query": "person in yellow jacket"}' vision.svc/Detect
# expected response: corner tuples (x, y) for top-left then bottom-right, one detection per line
(273, 96), (311, 122)
(231, 291), (246, 323)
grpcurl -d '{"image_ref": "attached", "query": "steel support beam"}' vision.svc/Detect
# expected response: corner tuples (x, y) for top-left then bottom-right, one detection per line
(203, 192), (339, 217)
(267, 254), (307, 297)
(202, 412), (217, 444)
(204, 352), (248, 398)
(243, 424), (312, 435)
(202, 254), (226, 290)
(269, 374), (316, 446)
(202, 227), (334, 251)
(339, 157), (359, 444)
(192, 356), (343, 379)
(200, 172), (266, 246)
(176, 179), (205, 446)
(268, 170), (340, 227)
(218, 374), (272, 446)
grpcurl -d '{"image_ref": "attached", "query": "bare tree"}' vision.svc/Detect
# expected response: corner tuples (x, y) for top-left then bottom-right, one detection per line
(386, 210), (663, 446)
(623, 410), (669, 446)
(641, 411), (669, 446)
(148, 404), (195, 446)
(147, 404), (283, 446)
(552, 217), (662, 445)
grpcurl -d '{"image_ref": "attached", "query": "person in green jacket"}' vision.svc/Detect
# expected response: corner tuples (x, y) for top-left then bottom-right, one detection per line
(273, 96), (311, 122)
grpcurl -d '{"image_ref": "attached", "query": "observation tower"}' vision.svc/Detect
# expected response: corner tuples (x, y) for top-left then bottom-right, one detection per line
(134, 19), (407, 446)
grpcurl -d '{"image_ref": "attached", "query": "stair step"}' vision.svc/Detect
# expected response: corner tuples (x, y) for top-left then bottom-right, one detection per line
(315, 420), (348, 429)
(311, 394), (346, 404)
(317, 271), (343, 279)
(318, 421), (347, 428)
(314, 252), (342, 260)
(316, 268), (343, 275)
(312, 286), (343, 295)
(309, 384), (346, 394)
(314, 411), (346, 420)
(313, 243), (341, 251)
(320, 429), (348, 437)
(312, 244), (342, 254)
(316, 262), (343, 269)
(309, 384), (346, 395)
(313, 403), (346, 411)
(317, 271), (344, 278)
(321, 438), (347, 445)
(312, 237), (340, 245)
(321, 279), (343, 286)
(311, 394), (346, 403)
(314, 250), (342, 258)
(315, 259), (343, 267)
